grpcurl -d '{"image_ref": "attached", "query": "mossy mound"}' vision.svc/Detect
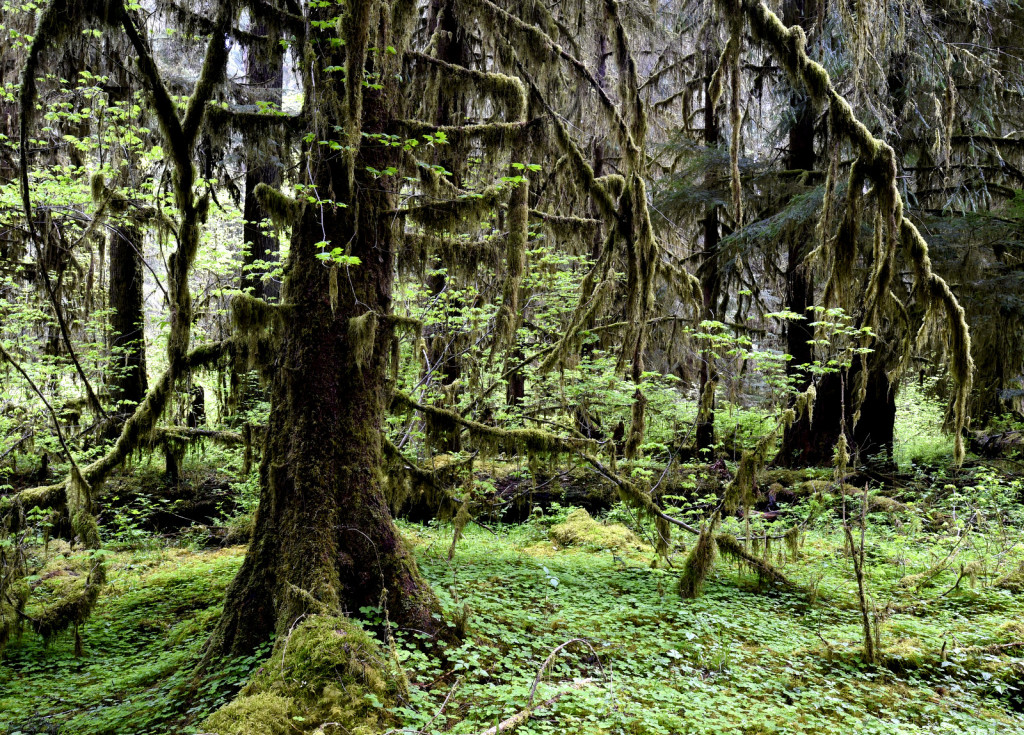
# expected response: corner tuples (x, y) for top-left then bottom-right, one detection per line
(883, 637), (928, 672)
(224, 513), (254, 545)
(25, 550), (104, 641)
(996, 562), (1024, 593)
(549, 509), (645, 552)
(203, 615), (399, 735)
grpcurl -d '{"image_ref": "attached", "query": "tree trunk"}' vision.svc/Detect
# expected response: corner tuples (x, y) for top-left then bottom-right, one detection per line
(240, 26), (283, 302)
(775, 0), (818, 466)
(108, 221), (148, 414)
(696, 43), (722, 453)
(786, 357), (896, 467)
(209, 46), (447, 656)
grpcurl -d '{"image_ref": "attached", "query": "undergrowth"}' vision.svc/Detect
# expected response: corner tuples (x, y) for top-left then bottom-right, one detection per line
(4, 468), (1024, 733)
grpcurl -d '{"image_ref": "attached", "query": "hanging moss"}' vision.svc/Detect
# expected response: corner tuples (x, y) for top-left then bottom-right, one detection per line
(624, 388), (647, 460)
(391, 391), (597, 463)
(716, 533), (796, 588)
(65, 465), (101, 550)
(254, 183), (301, 229)
(408, 50), (526, 119)
(679, 517), (719, 598)
(25, 550), (105, 643)
(402, 186), (501, 232)
(783, 525), (801, 560)
(493, 172), (530, 354)
(723, 0), (974, 462)
(348, 311), (379, 373)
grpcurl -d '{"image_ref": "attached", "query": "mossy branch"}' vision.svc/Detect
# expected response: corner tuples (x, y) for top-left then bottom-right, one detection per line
(725, 0), (974, 462)
(463, 0), (641, 167)
(254, 183), (301, 228)
(407, 51), (527, 119)
(4, 341), (231, 512)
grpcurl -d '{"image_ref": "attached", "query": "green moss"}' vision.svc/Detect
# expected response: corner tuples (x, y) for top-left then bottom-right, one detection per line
(203, 615), (398, 735)
(25, 551), (105, 642)
(225, 513), (254, 545)
(348, 311), (378, 373)
(549, 509), (646, 552)
(254, 183), (301, 229)
(202, 692), (294, 735)
(883, 638), (927, 672)
(996, 562), (1024, 594)
(678, 518), (719, 599)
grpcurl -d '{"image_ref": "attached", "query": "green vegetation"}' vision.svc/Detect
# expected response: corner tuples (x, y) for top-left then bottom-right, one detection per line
(3, 0), (1024, 729)
(4, 469), (1024, 734)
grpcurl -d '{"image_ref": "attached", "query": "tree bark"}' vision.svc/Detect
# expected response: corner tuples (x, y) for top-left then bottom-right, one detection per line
(209, 28), (448, 656)
(775, 0), (818, 466)
(240, 26), (283, 302)
(696, 43), (722, 453)
(108, 221), (148, 414)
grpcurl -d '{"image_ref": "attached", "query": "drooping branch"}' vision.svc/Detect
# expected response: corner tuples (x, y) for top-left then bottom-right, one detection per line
(2, 341), (232, 513)
(723, 0), (974, 462)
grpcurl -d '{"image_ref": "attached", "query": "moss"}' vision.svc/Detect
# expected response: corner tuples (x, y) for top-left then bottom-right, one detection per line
(727, 0), (974, 464)
(493, 170), (529, 354)
(679, 517), (719, 599)
(225, 513), (255, 545)
(995, 620), (1024, 642)
(403, 186), (501, 232)
(784, 525), (801, 560)
(348, 311), (378, 373)
(203, 692), (295, 735)
(549, 509), (645, 552)
(996, 562), (1024, 594)
(203, 615), (398, 735)
(624, 388), (647, 460)
(716, 533), (796, 589)
(25, 551), (105, 642)
(883, 637), (928, 672)
(254, 183), (301, 228)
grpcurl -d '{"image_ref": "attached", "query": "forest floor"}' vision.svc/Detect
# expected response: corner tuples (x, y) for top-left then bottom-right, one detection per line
(3, 491), (1024, 735)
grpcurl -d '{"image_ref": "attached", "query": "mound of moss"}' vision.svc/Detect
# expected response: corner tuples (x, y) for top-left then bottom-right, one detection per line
(549, 509), (645, 552)
(25, 549), (105, 641)
(996, 562), (1024, 594)
(203, 615), (399, 735)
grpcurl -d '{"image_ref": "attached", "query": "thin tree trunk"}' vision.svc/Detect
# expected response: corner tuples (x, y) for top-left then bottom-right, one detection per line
(108, 221), (148, 414)
(696, 44), (722, 453)
(240, 26), (283, 302)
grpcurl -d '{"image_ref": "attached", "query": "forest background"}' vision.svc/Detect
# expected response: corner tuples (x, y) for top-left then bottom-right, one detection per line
(2, 0), (1024, 732)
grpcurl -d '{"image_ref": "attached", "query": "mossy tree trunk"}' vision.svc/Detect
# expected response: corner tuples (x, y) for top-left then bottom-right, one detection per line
(209, 9), (448, 656)
(696, 43), (722, 453)
(776, 0), (819, 466)
(423, 0), (467, 447)
(240, 25), (283, 303)
(787, 356), (896, 466)
(212, 158), (448, 657)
